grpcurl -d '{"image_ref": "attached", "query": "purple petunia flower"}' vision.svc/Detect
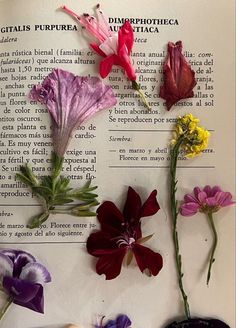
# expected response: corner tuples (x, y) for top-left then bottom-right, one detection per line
(180, 185), (235, 216)
(30, 69), (117, 158)
(96, 314), (132, 328)
(0, 249), (51, 314)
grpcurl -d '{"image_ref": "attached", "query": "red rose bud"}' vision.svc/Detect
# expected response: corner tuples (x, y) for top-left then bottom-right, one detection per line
(160, 41), (197, 110)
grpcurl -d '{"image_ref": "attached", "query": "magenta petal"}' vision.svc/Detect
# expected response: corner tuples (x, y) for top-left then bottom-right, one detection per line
(184, 194), (198, 203)
(203, 185), (221, 197)
(96, 248), (127, 280)
(215, 191), (235, 207)
(123, 187), (142, 222)
(205, 197), (218, 207)
(132, 244), (163, 276)
(139, 190), (160, 218)
(100, 55), (115, 78)
(193, 187), (202, 198)
(197, 191), (207, 203)
(180, 202), (200, 216)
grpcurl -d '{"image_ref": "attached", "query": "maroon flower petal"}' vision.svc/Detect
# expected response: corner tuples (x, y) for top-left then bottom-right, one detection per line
(97, 201), (124, 235)
(132, 243), (163, 276)
(123, 187), (142, 222)
(87, 231), (118, 256)
(139, 190), (160, 218)
(160, 41), (196, 110)
(96, 248), (127, 280)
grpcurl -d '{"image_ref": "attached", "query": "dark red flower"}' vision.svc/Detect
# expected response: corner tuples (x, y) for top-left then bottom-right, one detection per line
(160, 41), (197, 110)
(87, 187), (163, 280)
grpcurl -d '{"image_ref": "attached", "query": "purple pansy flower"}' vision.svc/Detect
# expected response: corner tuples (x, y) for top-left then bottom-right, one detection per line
(0, 249), (51, 313)
(30, 69), (117, 158)
(180, 185), (235, 216)
(96, 314), (132, 328)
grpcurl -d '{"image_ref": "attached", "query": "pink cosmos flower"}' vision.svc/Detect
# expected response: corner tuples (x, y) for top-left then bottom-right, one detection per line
(180, 185), (235, 216)
(30, 69), (116, 158)
(62, 5), (136, 81)
(87, 187), (163, 280)
(160, 41), (197, 111)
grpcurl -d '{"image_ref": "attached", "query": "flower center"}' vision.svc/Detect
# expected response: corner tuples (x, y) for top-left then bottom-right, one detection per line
(115, 234), (135, 248)
(99, 34), (118, 56)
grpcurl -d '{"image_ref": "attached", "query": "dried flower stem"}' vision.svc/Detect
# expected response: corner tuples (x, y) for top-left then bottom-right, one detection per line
(206, 212), (218, 285)
(132, 81), (151, 111)
(170, 137), (191, 320)
(0, 296), (13, 322)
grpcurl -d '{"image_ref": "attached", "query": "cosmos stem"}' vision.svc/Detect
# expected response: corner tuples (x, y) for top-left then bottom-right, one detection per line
(206, 212), (218, 285)
(170, 137), (191, 320)
(0, 296), (13, 322)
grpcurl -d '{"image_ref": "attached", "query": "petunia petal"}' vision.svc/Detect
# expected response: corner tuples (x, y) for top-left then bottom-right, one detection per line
(97, 201), (124, 235)
(0, 253), (13, 278)
(132, 243), (163, 276)
(31, 69), (117, 158)
(20, 262), (51, 284)
(123, 187), (142, 222)
(180, 202), (200, 216)
(96, 248), (127, 280)
(139, 190), (160, 218)
(14, 283), (44, 314)
(100, 55), (115, 78)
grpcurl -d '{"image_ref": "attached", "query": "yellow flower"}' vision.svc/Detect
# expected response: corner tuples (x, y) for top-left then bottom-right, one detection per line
(173, 113), (210, 157)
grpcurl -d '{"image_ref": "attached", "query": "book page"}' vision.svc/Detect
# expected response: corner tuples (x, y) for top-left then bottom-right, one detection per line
(0, 0), (235, 327)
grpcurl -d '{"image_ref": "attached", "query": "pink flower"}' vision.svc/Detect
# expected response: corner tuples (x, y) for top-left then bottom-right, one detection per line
(160, 41), (197, 111)
(87, 187), (163, 280)
(30, 69), (116, 158)
(62, 5), (151, 110)
(62, 5), (136, 81)
(180, 185), (235, 216)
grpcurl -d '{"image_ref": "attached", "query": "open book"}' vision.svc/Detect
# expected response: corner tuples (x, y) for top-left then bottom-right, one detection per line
(0, 0), (235, 327)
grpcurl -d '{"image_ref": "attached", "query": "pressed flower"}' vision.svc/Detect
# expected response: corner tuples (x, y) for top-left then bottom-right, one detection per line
(160, 41), (197, 110)
(168, 115), (210, 319)
(0, 249), (51, 321)
(180, 186), (235, 284)
(96, 314), (132, 328)
(171, 114), (210, 158)
(30, 68), (117, 158)
(17, 69), (116, 228)
(62, 4), (151, 110)
(87, 187), (163, 280)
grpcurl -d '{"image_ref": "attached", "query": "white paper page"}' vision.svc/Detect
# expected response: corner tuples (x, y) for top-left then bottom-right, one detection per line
(0, 0), (235, 327)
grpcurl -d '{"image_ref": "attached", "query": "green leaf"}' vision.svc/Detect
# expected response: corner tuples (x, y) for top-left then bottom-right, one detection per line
(71, 209), (97, 217)
(16, 173), (33, 187)
(27, 212), (49, 229)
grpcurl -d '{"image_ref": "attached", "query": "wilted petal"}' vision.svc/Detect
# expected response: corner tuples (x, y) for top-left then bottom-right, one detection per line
(0, 253), (13, 278)
(193, 187), (202, 198)
(180, 202), (200, 216)
(3, 276), (41, 302)
(184, 194), (198, 203)
(203, 185), (221, 197)
(96, 248), (127, 280)
(160, 41), (196, 110)
(132, 243), (163, 276)
(14, 283), (44, 314)
(30, 69), (116, 157)
(100, 55), (116, 78)
(20, 262), (51, 284)
(197, 191), (207, 204)
(205, 197), (218, 208)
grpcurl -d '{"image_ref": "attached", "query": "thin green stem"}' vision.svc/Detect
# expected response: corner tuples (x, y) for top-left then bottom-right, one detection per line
(206, 212), (218, 285)
(170, 138), (191, 320)
(132, 81), (151, 111)
(0, 297), (13, 322)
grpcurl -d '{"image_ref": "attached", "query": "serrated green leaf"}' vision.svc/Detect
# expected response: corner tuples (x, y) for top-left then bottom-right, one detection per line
(16, 173), (33, 187)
